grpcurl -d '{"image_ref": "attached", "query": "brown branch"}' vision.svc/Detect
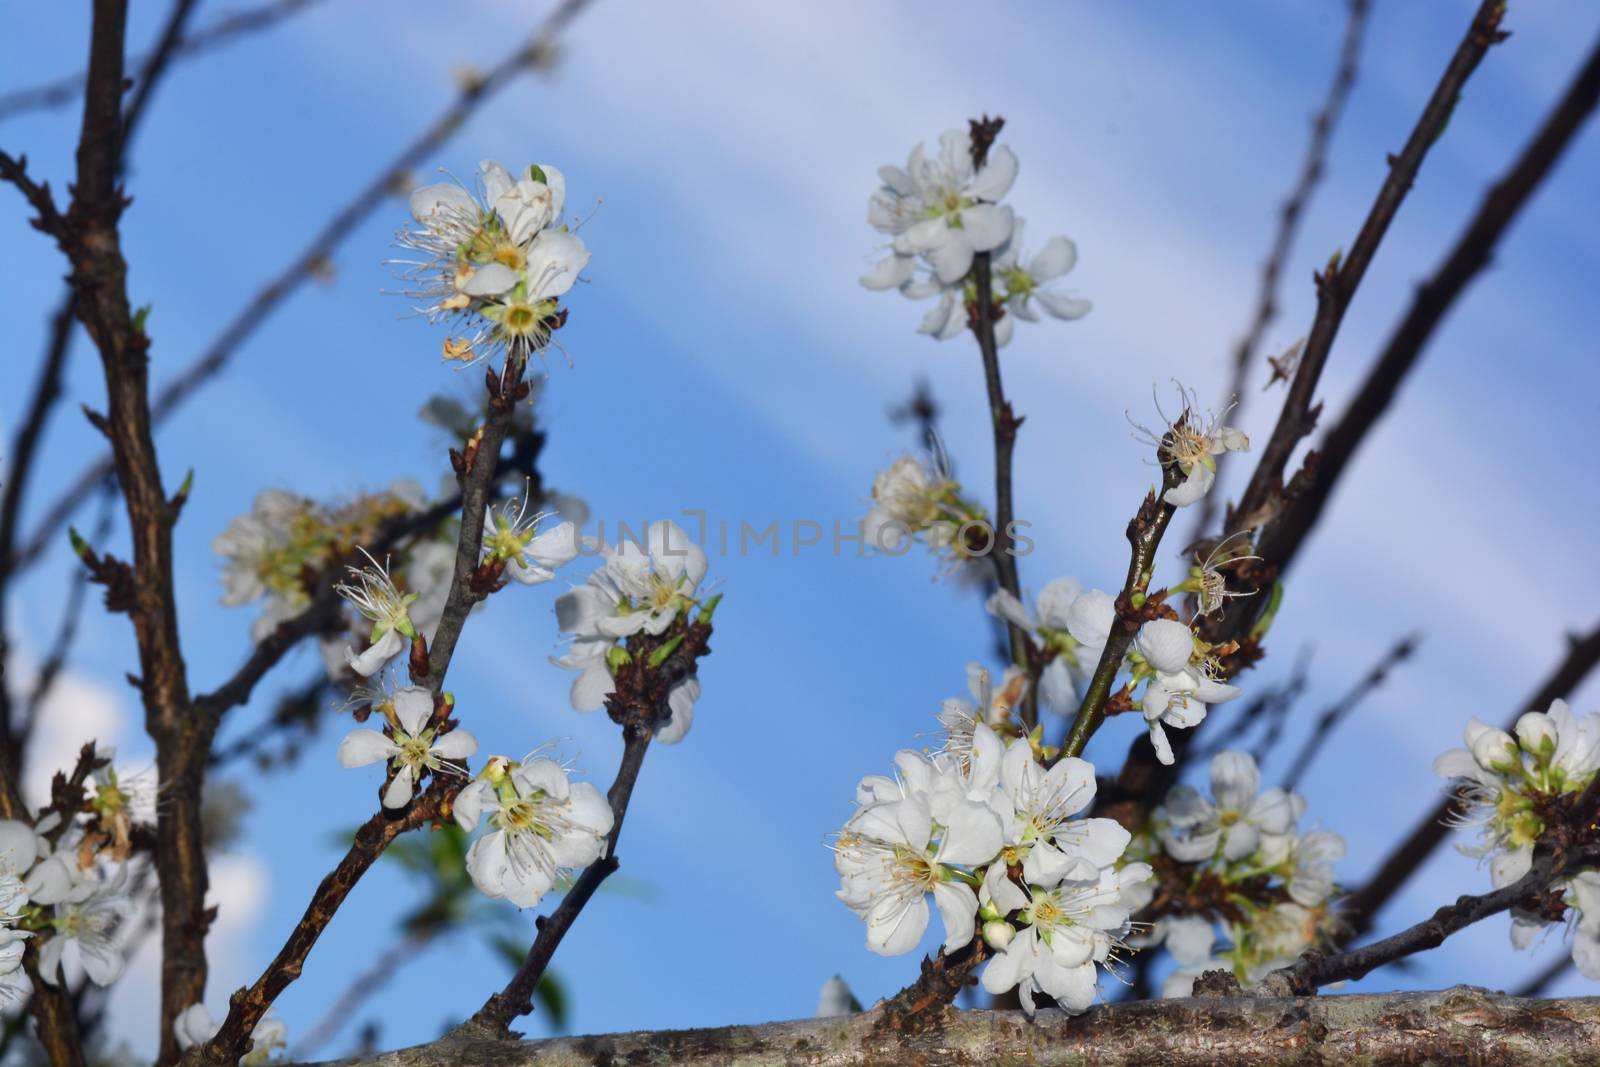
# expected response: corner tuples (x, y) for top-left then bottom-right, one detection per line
(1279, 630), (1418, 790)
(191, 790), (451, 1066)
(1188, 0), (1371, 542)
(1226, 0), (1510, 541)
(1058, 462), (1184, 759)
(286, 989), (1600, 1067)
(1340, 621), (1600, 942)
(472, 618), (716, 1031)
(0, 0), (328, 123)
(5, 0), (596, 578)
(1249, 27), (1600, 598)
(1267, 843), (1600, 995)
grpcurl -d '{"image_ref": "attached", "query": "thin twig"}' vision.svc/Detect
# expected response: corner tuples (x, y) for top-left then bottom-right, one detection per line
(1188, 0), (1371, 543)
(0, 0), (329, 122)
(1267, 843), (1600, 994)
(1279, 631), (1418, 790)
(1249, 28), (1600, 603)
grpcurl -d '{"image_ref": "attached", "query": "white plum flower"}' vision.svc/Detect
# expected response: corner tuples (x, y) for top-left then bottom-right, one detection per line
(937, 662), (1029, 764)
(1132, 387), (1249, 508)
(482, 489), (579, 585)
(990, 739), (1130, 887)
(553, 520), (708, 742)
(1286, 830), (1347, 907)
(834, 753), (1003, 956)
(1151, 915), (1220, 999)
(337, 685), (476, 808)
(401, 538), (459, 642)
(38, 867), (133, 987)
(453, 757), (614, 908)
(987, 580), (1115, 712)
(1160, 751), (1299, 863)
(1142, 667), (1239, 766)
(993, 219), (1091, 329)
(1, 926), (31, 1006)
(334, 549), (418, 677)
(863, 452), (966, 554)
(174, 1003), (287, 1063)
(979, 858), (1151, 1014)
(865, 129), (1018, 287)
(396, 159), (589, 366)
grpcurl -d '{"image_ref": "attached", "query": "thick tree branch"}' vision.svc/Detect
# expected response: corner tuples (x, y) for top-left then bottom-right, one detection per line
(294, 989), (1600, 1067)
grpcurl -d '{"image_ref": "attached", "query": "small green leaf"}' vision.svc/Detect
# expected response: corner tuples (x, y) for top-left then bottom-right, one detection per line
(647, 634), (684, 668)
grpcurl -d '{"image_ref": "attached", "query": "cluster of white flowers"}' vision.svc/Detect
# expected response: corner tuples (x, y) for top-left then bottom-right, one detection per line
(1435, 699), (1600, 976)
(986, 582), (1238, 764)
(0, 751), (151, 993)
(1, 869), (30, 1004)
(834, 680), (1150, 1014)
(212, 482), (435, 644)
(553, 520), (710, 744)
(174, 1003), (286, 1064)
(862, 129), (1089, 346)
(1140, 750), (1344, 997)
(862, 449), (986, 563)
(453, 755), (614, 907)
(987, 578), (1115, 714)
(397, 159), (590, 366)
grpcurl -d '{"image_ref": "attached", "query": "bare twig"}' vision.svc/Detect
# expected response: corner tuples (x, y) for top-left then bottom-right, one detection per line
(0, 0), (329, 123)
(1279, 631), (1418, 790)
(1249, 28), (1600, 600)
(6, 0), (596, 577)
(1225, 0), (1510, 542)
(1267, 844), (1600, 994)
(1188, 0), (1371, 542)
(1339, 622), (1600, 943)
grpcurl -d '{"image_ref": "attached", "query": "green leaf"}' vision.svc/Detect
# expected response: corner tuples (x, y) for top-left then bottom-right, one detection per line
(534, 971), (568, 1032)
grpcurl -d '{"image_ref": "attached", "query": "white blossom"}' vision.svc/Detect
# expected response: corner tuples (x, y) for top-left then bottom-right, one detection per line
(482, 490), (579, 585)
(864, 129), (1018, 288)
(37, 867), (133, 987)
(453, 757), (614, 908)
(334, 549), (418, 677)
(834, 752), (1003, 956)
(992, 219), (1091, 329)
(1160, 751), (1299, 863)
(174, 1003), (287, 1064)
(1132, 387), (1249, 508)
(337, 685), (476, 808)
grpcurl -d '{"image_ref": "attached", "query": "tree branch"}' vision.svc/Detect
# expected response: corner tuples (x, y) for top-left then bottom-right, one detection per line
(1226, 0), (1510, 538)
(1188, 0), (1370, 542)
(4, 0), (596, 578)
(288, 989), (1600, 1067)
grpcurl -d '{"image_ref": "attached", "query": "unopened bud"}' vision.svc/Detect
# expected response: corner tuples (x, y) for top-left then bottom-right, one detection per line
(982, 919), (1015, 951)
(1471, 727), (1519, 774)
(1516, 712), (1558, 757)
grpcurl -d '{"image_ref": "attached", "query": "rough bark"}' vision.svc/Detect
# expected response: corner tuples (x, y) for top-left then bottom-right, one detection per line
(311, 988), (1600, 1067)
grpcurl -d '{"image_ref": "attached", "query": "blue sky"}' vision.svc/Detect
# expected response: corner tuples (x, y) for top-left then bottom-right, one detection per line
(4, 0), (1600, 1057)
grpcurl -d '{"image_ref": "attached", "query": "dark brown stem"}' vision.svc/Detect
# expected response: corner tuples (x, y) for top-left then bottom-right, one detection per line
(1267, 844), (1600, 994)
(1279, 631), (1418, 790)
(1188, 0), (1370, 543)
(1059, 462), (1183, 759)
(1247, 27), (1600, 601)
(1339, 621), (1600, 942)
(5, 0), (596, 578)
(193, 792), (449, 1065)
(1227, 0), (1508, 540)
(473, 619), (716, 1031)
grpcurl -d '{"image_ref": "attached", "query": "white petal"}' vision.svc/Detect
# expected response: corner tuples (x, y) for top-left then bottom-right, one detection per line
(1028, 236), (1078, 281)
(382, 765), (416, 809)
(430, 728), (477, 760)
(932, 880), (979, 951)
(337, 729), (399, 768)
(1209, 750), (1261, 812)
(861, 254), (915, 291)
(461, 262), (518, 297)
(1164, 915), (1217, 966)
(968, 145), (1019, 202)
(1035, 290), (1092, 320)
(409, 182), (475, 222)
(392, 686), (435, 736)
(866, 894), (929, 957)
(960, 204), (1014, 253)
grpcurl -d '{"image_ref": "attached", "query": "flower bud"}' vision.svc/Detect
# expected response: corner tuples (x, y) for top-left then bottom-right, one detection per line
(1470, 727), (1519, 773)
(1135, 619), (1194, 675)
(1516, 712), (1558, 757)
(982, 919), (1015, 951)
